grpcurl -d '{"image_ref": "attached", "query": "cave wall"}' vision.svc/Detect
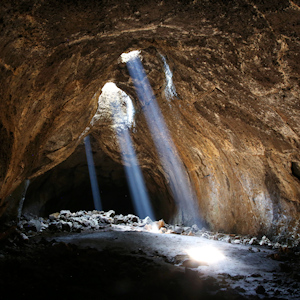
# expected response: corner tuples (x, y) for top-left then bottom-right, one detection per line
(0, 0), (300, 238)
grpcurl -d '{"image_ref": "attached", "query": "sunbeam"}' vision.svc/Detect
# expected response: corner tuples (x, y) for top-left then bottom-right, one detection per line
(117, 128), (155, 220)
(84, 135), (102, 211)
(100, 82), (155, 220)
(122, 51), (201, 226)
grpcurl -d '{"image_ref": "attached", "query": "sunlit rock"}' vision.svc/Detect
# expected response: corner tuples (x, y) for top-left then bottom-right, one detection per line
(156, 219), (165, 229)
(0, 0), (299, 240)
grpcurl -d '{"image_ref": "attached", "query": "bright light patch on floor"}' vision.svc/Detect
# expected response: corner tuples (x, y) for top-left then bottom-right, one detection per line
(121, 50), (141, 63)
(186, 246), (225, 264)
(149, 222), (160, 233)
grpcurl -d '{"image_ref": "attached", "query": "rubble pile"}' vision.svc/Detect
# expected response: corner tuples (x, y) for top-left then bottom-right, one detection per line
(17, 210), (300, 249)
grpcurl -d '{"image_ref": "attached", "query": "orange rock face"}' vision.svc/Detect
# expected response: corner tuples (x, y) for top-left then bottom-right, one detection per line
(0, 0), (299, 238)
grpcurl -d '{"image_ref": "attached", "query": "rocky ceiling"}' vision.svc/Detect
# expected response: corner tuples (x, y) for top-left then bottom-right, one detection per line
(0, 0), (300, 239)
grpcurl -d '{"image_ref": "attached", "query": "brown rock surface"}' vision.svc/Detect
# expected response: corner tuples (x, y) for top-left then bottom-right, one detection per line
(0, 0), (299, 238)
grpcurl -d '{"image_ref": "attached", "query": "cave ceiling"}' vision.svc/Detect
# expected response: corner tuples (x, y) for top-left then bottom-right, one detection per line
(0, 0), (300, 236)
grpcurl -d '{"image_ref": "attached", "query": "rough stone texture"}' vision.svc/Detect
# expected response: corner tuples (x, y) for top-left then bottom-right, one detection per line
(0, 0), (300, 238)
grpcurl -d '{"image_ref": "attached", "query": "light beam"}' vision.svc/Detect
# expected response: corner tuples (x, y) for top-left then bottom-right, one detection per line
(84, 135), (102, 211)
(117, 128), (155, 220)
(100, 82), (155, 220)
(123, 51), (201, 226)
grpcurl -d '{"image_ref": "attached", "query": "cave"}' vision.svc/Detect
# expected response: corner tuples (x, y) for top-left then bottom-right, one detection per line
(1, 0), (300, 299)
(23, 136), (136, 217)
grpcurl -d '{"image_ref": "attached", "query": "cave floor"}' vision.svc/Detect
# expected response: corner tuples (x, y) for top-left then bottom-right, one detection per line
(1, 224), (300, 299)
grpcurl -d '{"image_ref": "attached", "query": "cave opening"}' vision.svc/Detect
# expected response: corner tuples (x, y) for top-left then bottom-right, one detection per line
(22, 78), (148, 219)
(22, 49), (199, 225)
(22, 76), (160, 220)
(101, 81), (155, 220)
(22, 140), (136, 218)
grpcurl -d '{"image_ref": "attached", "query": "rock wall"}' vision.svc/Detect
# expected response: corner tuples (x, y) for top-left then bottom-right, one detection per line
(0, 0), (299, 238)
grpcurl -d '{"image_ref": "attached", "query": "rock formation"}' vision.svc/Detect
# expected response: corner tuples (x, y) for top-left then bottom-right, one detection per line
(0, 0), (299, 239)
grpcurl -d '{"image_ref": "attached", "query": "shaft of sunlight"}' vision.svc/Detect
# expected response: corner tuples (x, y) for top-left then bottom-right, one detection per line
(117, 128), (155, 220)
(101, 82), (155, 220)
(84, 135), (102, 211)
(124, 53), (201, 226)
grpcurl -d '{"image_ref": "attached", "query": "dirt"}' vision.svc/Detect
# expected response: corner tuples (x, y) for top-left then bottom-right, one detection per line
(0, 238), (236, 299)
(1, 224), (300, 299)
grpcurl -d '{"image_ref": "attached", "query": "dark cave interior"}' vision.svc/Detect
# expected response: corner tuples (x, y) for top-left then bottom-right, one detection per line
(23, 140), (136, 218)
(1, 0), (300, 299)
